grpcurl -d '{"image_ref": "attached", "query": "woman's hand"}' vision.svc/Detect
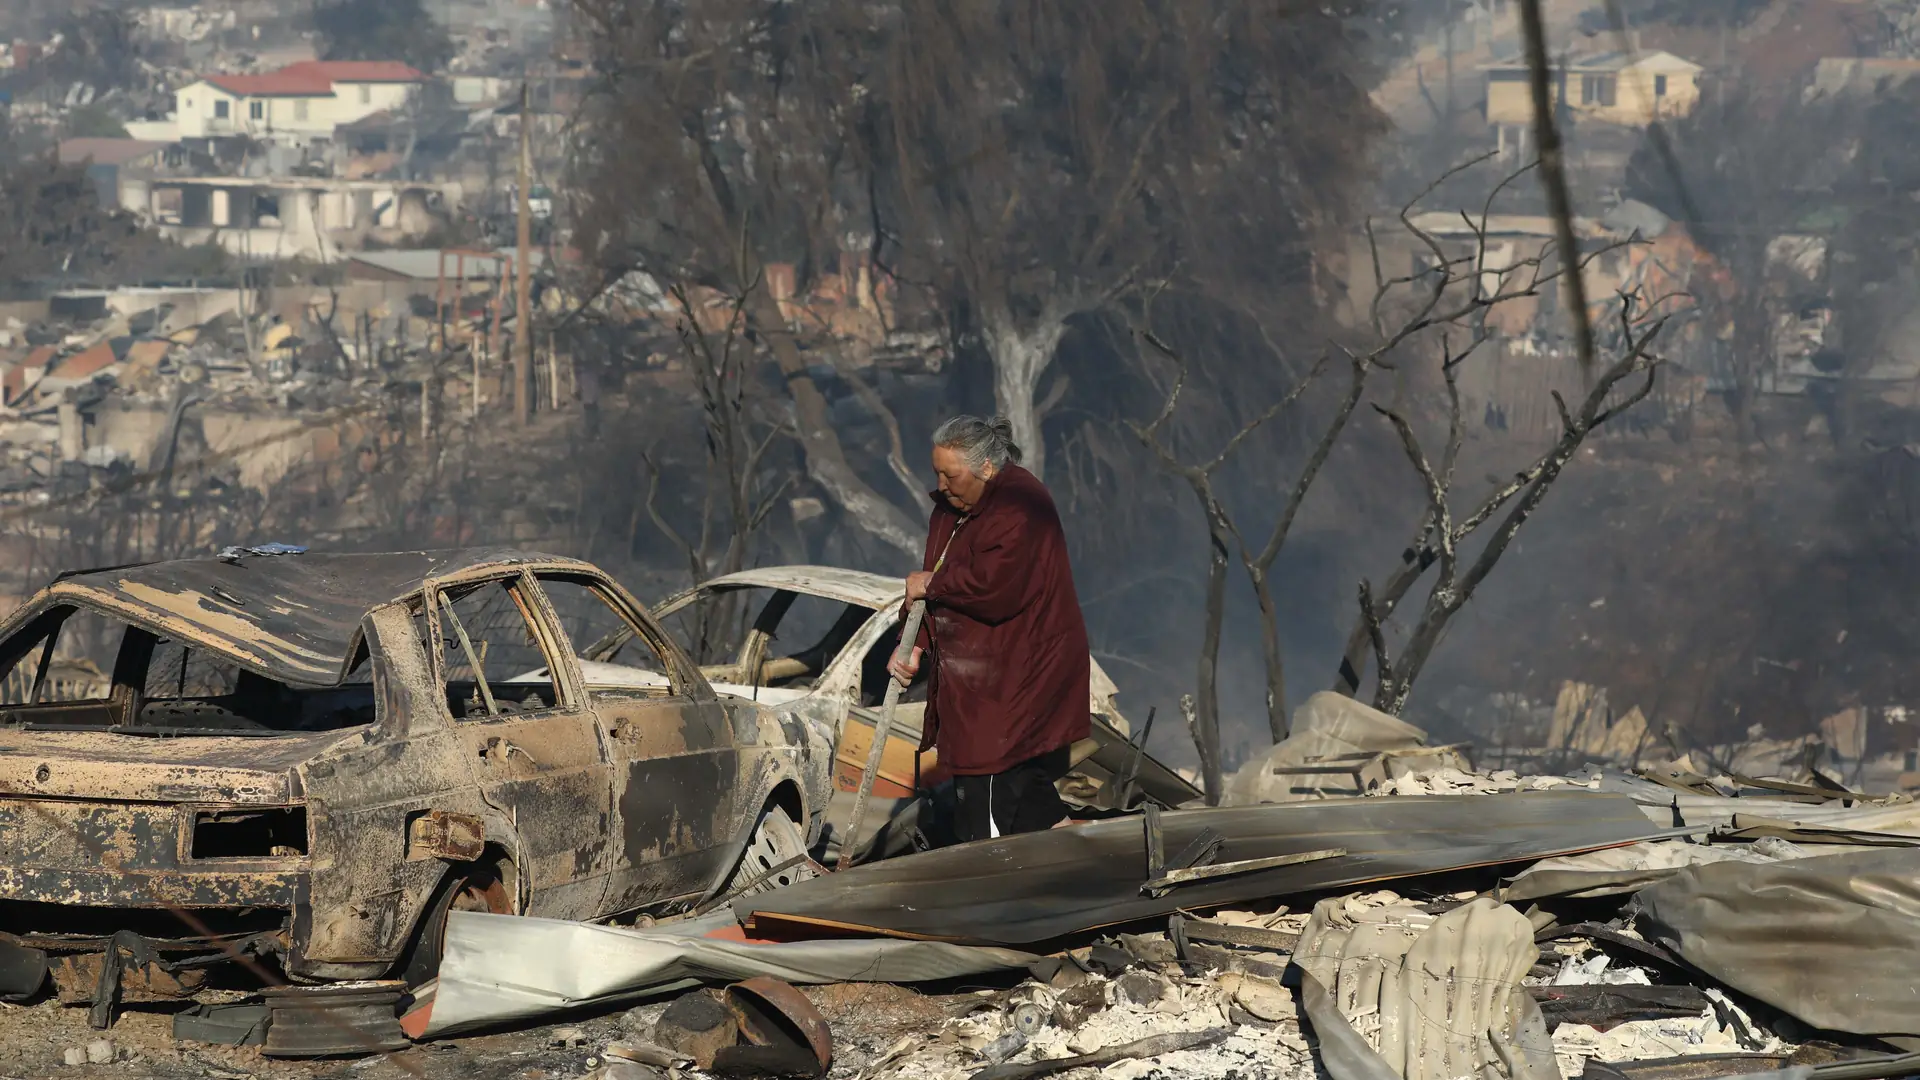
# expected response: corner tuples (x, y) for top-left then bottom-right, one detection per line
(886, 645), (922, 685)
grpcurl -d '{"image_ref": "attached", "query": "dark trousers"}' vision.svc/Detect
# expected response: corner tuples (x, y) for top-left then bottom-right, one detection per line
(949, 747), (1071, 844)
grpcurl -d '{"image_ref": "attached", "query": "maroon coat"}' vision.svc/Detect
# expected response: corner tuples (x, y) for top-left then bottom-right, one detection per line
(911, 464), (1090, 776)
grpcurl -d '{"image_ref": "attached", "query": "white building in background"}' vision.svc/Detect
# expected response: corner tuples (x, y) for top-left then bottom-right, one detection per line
(173, 61), (427, 143)
(119, 174), (461, 262)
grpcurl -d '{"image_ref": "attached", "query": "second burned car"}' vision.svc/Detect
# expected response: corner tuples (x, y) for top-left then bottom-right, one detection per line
(564, 565), (1201, 853)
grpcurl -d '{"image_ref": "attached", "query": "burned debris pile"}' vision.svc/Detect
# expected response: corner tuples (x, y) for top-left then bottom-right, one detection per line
(369, 701), (1920, 1080)
(450, 698), (1920, 1080)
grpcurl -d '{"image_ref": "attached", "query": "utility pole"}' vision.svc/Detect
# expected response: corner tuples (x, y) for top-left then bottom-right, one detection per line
(514, 80), (533, 427)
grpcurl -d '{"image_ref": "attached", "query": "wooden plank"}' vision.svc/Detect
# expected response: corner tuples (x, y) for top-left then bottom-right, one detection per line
(1177, 918), (1300, 953)
(833, 711), (932, 797)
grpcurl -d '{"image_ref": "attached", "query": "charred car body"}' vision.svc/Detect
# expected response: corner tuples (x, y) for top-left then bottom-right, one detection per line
(0, 549), (830, 1005)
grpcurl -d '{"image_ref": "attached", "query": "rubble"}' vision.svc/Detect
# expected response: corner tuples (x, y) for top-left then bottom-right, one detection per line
(1549, 1007), (1777, 1077)
(0, 548), (1913, 1080)
(6, 721), (1920, 1080)
(860, 971), (1309, 1080)
(1226, 691), (1464, 803)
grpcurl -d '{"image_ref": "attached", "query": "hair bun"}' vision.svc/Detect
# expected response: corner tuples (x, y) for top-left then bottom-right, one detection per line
(987, 416), (1023, 463)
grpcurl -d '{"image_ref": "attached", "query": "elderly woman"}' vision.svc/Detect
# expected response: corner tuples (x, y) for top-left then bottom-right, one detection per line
(887, 415), (1091, 843)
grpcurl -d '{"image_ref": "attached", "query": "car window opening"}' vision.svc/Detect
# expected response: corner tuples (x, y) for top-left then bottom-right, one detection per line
(0, 606), (376, 736)
(434, 579), (559, 719)
(534, 573), (680, 700)
(656, 588), (927, 702)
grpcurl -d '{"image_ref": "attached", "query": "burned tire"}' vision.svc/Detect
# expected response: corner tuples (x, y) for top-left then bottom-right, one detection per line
(397, 861), (512, 988)
(722, 803), (814, 898)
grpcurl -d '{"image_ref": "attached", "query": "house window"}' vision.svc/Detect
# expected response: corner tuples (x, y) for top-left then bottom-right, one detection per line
(294, 98), (309, 121)
(249, 100), (264, 120)
(1580, 74), (1617, 106)
(359, 84), (371, 105)
(214, 99), (229, 119)
(1654, 74), (1669, 97)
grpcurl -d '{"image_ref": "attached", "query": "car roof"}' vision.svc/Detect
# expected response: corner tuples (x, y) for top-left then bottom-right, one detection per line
(693, 566), (903, 610)
(25, 548), (589, 687)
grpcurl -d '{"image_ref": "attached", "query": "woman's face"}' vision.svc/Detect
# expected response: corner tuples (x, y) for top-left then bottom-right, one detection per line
(933, 445), (993, 511)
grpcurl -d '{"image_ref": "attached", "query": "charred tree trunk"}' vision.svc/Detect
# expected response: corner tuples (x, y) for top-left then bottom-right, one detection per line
(980, 312), (1068, 480)
(1242, 355), (1371, 740)
(1728, 287), (1770, 446)
(1245, 565), (1286, 744)
(745, 281), (924, 562)
(1331, 536), (1434, 697)
(1193, 492), (1231, 805)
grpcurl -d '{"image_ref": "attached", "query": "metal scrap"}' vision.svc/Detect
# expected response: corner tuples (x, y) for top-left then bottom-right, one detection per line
(414, 909), (1038, 1038)
(1143, 847), (1346, 893)
(743, 793), (1682, 945)
(1635, 847), (1920, 1037)
(1292, 895), (1557, 1080)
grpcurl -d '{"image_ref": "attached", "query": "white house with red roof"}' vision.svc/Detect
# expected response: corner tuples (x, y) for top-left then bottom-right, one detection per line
(174, 60), (425, 141)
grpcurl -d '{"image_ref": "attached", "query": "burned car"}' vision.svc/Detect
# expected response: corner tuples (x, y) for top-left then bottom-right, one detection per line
(570, 566), (1199, 851)
(0, 548), (830, 1008)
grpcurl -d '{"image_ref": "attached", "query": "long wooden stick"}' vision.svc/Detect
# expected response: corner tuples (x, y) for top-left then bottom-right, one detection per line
(838, 599), (926, 867)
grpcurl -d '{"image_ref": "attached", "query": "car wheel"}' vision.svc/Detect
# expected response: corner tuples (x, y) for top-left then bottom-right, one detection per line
(724, 803), (814, 898)
(398, 862), (512, 988)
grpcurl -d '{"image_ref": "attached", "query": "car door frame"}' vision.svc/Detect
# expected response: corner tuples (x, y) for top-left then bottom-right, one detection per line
(422, 565), (613, 921)
(521, 569), (742, 917)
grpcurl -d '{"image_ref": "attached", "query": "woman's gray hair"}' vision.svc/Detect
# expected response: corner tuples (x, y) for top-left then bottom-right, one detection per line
(932, 414), (1023, 473)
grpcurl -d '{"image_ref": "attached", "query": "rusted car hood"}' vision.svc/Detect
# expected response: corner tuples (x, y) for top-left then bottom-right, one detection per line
(0, 727), (357, 804)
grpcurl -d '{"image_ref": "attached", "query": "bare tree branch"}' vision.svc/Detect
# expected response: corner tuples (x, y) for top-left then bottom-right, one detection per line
(1359, 578), (1393, 692)
(1369, 312), (1671, 713)
(1127, 327), (1336, 795)
(640, 446), (702, 587)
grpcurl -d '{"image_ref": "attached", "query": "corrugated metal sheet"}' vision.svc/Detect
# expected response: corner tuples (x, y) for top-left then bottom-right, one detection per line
(1295, 896), (1558, 1080)
(1636, 848), (1920, 1037)
(52, 342), (117, 382)
(415, 910), (1037, 1038)
(742, 792), (1682, 945)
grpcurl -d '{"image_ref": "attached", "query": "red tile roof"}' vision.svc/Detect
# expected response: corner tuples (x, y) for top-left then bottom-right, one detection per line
(53, 343), (117, 381)
(279, 60), (426, 84)
(205, 72), (337, 97)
